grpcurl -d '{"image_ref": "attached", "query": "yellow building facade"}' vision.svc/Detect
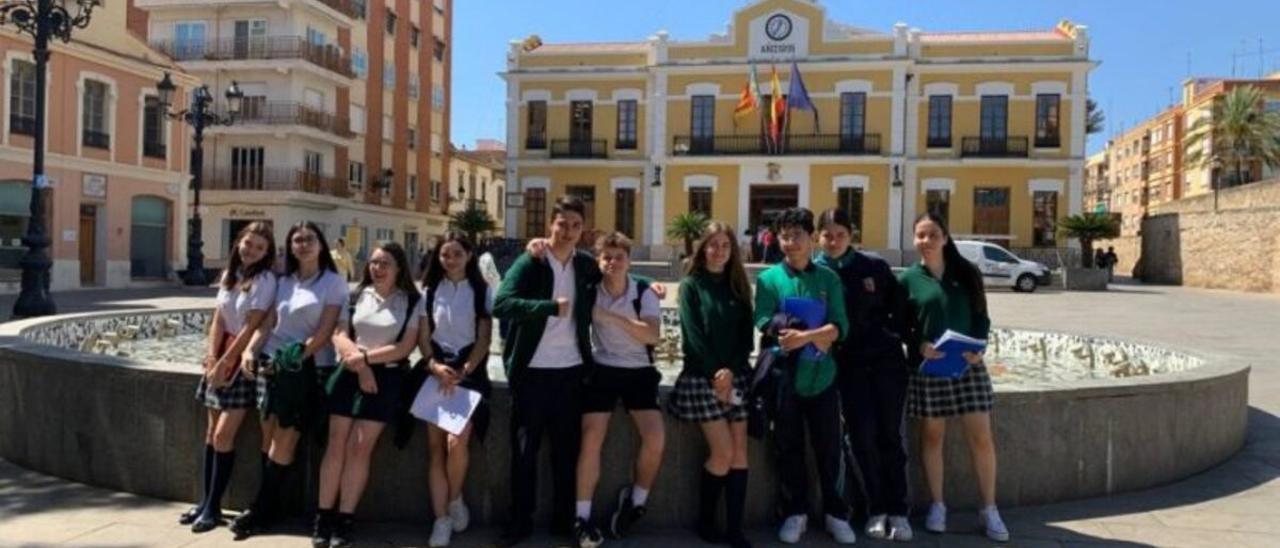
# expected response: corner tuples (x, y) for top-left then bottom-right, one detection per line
(503, 0), (1094, 261)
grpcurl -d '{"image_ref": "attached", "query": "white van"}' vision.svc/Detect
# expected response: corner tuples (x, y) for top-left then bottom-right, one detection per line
(955, 240), (1052, 292)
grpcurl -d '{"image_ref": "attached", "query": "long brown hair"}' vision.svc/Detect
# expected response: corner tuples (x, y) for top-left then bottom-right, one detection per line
(685, 221), (751, 306)
(355, 241), (419, 299)
(221, 221), (276, 289)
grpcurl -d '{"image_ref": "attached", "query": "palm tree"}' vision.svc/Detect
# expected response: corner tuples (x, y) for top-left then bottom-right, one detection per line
(448, 205), (496, 243)
(1086, 98), (1105, 135)
(666, 212), (709, 258)
(1184, 85), (1280, 208)
(1057, 213), (1119, 268)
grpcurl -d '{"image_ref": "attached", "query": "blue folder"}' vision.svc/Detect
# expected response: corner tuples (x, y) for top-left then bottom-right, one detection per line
(782, 296), (827, 361)
(919, 330), (987, 379)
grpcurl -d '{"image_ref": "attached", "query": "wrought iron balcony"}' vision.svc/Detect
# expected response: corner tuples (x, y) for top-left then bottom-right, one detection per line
(143, 141), (167, 159)
(82, 130), (110, 149)
(150, 36), (354, 78)
(8, 114), (35, 137)
(204, 168), (350, 199)
(672, 133), (881, 156)
(231, 101), (352, 138)
(960, 136), (1029, 158)
(550, 139), (608, 159)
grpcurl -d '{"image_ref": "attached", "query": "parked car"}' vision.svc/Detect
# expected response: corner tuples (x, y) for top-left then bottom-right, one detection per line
(955, 240), (1052, 292)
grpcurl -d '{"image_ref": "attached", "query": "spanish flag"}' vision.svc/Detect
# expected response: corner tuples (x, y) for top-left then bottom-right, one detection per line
(769, 65), (786, 149)
(733, 63), (760, 124)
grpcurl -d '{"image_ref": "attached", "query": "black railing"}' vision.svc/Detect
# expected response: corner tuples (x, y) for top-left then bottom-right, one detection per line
(672, 133), (881, 156)
(9, 114), (35, 136)
(82, 130), (110, 149)
(550, 139), (607, 159)
(1035, 136), (1061, 149)
(143, 141), (167, 159)
(960, 136), (1029, 158)
(234, 101), (352, 138)
(204, 167), (350, 198)
(150, 36), (354, 78)
(525, 136), (546, 150)
(926, 136), (952, 148)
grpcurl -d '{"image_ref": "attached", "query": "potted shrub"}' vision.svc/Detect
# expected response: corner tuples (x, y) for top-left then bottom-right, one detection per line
(1057, 213), (1119, 290)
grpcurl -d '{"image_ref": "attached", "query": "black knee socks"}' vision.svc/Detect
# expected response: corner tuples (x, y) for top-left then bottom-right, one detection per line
(698, 469), (727, 541)
(196, 444), (214, 512)
(252, 460), (288, 519)
(199, 450), (235, 520)
(725, 468), (749, 539)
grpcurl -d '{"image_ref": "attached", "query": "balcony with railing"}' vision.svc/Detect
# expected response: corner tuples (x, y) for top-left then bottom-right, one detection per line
(672, 133), (881, 156)
(8, 114), (34, 137)
(231, 101), (353, 138)
(150, 37), (354, 78)
(82, 130), (110, 149)
(550, 139), (608, 159)
(204, 168), (350, 198)
(143, 141), (167, 159)
(960, 136), (1029, 158)
(136, 0), (359, 21)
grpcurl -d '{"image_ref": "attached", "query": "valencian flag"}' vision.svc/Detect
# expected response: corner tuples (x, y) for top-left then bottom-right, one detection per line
(769, 65), (786, 151)
(734, 62), (761, 126)
(787, 61), (819, 133)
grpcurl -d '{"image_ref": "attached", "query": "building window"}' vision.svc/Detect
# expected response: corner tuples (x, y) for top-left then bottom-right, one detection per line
(383, 114), (393, 141)
(383, 60), (395, 89)
(385, 10), (396, 35)
(375, 228), (394, 242)
(351, 104), (366, 133)
(433, 37), (446, 62)
(143, 96), (165, 159)
(616, 99), (637, 150)
(926, 189), (950, 227)
(980, 95), (1008, 142)
(839, 92), (866, 149)
(9, 59), (36, 136)
(1035, 94), (1061, 148)
(430, 179), (442, 202)
(173, 21), (207, 60)
(352, 49), (368, 78)
(927, 95), (952, 148)
(837, 187), (864, 243)
(82, 79), (110, 149)
(689, 187), (712, 216)
(408, 127), (417, 148)
(433, 0), (444, 15)
(408, 175), (418, 201)
(408, 75), (419, 98)
(230, 146), (265, 188)
(525, 188), (546, 237)
(615, 188), (636, 237)
(973, 187), (1011, 236)
(691, 95), (715, 151)
(1032, 191), (1059, 247)
(410, 25), (420, 48)
(352, 0), (366, 19)
(432, 84), (446, 110)
(566, 185), (596, 232)
(526, 100), (547, 149)
(348, 161), (365, 189)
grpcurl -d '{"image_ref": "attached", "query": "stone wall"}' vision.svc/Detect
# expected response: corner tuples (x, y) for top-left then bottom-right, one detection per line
(1096, 179), (1280, 293)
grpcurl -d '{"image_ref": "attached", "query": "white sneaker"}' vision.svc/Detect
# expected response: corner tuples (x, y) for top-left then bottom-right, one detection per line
(447, 498), (469, 532)
(925, 502), (947, 534)
(865, 514), (888, 539)
(979, 506), (1010, 542)
(778, 514), (807, 544)
(429, 517), (452, 547)
(824, 514), (857, 544)
(888, 515), (914, 541)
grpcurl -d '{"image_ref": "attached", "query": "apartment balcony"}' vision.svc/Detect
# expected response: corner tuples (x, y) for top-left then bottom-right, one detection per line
(671, 133), (882, 156)
(135, 0), (358, 24)
(227, 101), (352, 139)
(550, 139), (608, 159)
(960, 136), (1029, 158)
(204, 168), (350, 199)
(150, 37), (354, 79)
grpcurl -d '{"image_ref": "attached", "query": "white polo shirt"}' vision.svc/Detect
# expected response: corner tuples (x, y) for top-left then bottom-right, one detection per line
(215, 270), (277, 335)
(424, 278), (494, 358)
(528, 253), (582, 369)
(591, 278), (661, 369)
(263, 269), (349, 367)
(348, 287), (420, 363)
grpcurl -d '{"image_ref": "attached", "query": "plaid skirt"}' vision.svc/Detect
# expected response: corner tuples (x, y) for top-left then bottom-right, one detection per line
(195, 372), (258, 410)
(906, 362), (994, 418)
(667, 371), (749, 423)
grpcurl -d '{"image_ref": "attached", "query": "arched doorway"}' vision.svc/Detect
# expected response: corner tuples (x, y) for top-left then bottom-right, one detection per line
(130, 196), (171, 279)
(0, 180), (32, 283)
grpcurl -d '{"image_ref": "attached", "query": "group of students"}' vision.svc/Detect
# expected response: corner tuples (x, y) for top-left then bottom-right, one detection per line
(185, 193), (1010, 548)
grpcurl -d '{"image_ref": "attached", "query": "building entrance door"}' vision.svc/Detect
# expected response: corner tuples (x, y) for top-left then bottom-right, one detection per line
(79, 205), (97, 285)
(749, 185), (798, 230)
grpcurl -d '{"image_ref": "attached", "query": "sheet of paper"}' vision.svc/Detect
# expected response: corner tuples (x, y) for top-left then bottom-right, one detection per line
(409, 377), (482, 436)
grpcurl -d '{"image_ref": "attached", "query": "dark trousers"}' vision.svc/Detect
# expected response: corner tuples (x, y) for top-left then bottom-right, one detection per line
(774, 385), (850, 518)
(839, 356), (909, 517)
(509, 366), (583, 529)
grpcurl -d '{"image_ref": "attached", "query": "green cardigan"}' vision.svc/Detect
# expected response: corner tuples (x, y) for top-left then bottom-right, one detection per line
(493, 250), (601, 381)
(677, 271), (754, 378)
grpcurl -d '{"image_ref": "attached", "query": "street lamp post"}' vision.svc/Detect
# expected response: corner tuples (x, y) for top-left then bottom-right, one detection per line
(156, 72), (243, 286)
(1, 0), (101, 318)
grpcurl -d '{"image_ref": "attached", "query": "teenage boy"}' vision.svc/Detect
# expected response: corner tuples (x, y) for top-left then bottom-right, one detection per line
(753, 207), (857, 545)
(572, 232), (665, 548)
(493, 196), (600, 546)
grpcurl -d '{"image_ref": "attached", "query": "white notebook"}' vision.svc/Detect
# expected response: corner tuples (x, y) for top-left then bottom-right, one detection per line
(409, 377), (482, 435)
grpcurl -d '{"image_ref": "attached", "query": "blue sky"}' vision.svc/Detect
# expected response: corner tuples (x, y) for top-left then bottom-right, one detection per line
(450, 0), (1280, 155)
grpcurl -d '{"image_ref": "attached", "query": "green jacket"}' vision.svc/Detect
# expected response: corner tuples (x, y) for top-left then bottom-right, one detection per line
(897, 263), (991, 364)
(677, 271), (754, 378)
(753, 260), (849, 397)
(493, 250), (601, 381)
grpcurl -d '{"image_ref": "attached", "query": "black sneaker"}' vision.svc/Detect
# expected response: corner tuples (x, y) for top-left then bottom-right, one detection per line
(573, 517), (604, 548)
(608, 486), (646, 538)
(329, 513), (354, 548)
(311, 511), (333, 548)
